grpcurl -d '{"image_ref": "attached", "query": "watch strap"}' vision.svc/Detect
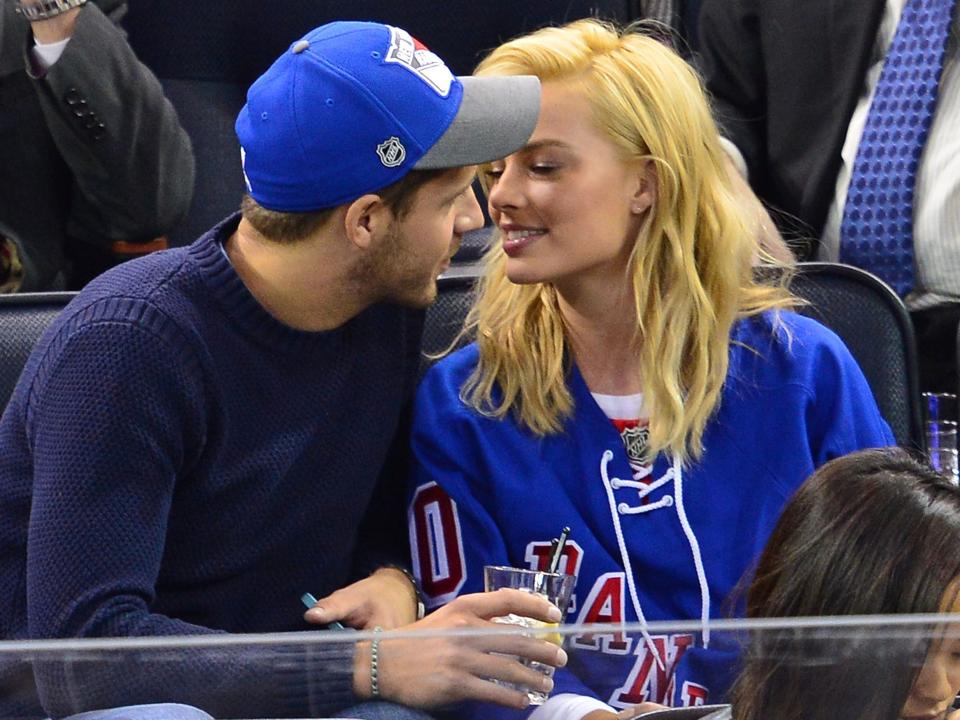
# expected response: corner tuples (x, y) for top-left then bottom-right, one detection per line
(16, 0), (88, 21)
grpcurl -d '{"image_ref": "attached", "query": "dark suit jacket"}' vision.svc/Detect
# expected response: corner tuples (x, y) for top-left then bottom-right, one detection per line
(697, 0), (886, 256)
(0, 0), (194, 290)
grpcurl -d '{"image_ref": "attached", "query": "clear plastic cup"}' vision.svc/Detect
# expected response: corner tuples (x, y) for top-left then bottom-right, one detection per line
(927, 420), (959, 485)
(924, 393), (959, 485)
(483, 565), (576, 705)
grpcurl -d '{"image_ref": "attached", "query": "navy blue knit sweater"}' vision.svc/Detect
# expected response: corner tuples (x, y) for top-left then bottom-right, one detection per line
(0, 214), (423, 717)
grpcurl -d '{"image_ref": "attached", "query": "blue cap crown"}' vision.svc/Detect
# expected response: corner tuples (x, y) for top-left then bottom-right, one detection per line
(236, 21), (541, 213)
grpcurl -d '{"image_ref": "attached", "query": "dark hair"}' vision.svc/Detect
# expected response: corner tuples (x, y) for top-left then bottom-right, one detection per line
(240, 168), (450, 243)
(732, 447), (960, 720)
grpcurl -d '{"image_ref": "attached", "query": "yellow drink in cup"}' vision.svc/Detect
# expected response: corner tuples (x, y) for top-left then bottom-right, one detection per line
(540, 621), (563, 646)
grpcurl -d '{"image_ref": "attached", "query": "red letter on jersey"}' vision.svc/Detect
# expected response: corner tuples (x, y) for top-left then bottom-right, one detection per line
(572, 572), (632, 654)
(611, 633), (697, 707)
(524, 539), (583, 576)
(681, 681), (709, 707)
(409, 482), (466, 607)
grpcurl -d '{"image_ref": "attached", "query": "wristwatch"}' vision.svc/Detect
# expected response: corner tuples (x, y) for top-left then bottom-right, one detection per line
(15, 0), (88, 21)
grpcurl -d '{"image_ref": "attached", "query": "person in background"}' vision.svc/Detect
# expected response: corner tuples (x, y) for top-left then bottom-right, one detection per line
(0, 0), (194, 291)
(698, 0), (960, 392)
(0, 20), (565, 720)
(700, 447), (960, 720)
(407, 18), (893, 720)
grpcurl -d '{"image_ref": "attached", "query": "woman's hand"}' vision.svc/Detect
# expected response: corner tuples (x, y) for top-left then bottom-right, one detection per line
(354, 589), (568, 710)
(582, 703), (667, 719)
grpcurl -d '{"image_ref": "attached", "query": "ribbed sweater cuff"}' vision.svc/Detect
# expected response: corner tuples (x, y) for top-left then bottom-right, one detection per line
(272, 640), (358, 716)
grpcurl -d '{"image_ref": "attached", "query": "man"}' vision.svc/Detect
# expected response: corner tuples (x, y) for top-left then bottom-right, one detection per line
(0, 0), (194, 291)
(0, 20), (565, 719)
(698, 0), (960, 391)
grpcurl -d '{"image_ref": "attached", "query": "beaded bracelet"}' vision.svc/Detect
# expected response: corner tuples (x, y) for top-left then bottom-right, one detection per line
(370, 625), (383, 698)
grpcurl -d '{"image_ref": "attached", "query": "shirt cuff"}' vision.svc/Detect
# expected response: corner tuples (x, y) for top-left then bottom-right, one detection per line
(718, 136), (749, 181)
(529, 693), (617, 720)
(31, 36), (71, 71)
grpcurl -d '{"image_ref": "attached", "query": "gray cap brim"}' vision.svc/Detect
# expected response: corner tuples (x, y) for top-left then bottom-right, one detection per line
(415, 75), (541, 169)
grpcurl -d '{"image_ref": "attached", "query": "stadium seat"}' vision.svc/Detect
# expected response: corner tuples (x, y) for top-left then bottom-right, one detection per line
(0, 292), (77, 411)
(791, 262), (923, 450)
(421, 268), (480, 377)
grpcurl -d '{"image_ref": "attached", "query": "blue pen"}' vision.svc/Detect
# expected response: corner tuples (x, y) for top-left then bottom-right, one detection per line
(301, 592), (346, 631)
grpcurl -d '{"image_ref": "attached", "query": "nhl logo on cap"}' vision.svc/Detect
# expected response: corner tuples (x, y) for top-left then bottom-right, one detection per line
(377, 136), (406, 168)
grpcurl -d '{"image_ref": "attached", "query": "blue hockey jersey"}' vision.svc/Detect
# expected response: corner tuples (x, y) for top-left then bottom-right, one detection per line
(408, 311), (894, 717)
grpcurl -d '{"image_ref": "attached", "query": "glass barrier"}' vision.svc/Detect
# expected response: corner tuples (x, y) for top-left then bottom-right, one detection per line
(2, 615), (959, 719)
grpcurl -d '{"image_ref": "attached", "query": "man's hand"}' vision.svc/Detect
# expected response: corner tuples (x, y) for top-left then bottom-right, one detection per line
(22, 2), (83, 44)
(354, 589), (567, 710)
(304, 567), (418, 630)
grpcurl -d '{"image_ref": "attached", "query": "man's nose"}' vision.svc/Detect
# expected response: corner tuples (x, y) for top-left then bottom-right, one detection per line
(454, 185), (484, 234)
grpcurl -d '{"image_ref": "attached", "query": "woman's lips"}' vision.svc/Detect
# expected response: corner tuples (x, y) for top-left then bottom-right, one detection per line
(502, 228), (545, 257)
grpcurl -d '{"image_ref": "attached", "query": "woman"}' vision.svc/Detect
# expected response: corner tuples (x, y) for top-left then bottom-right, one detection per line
(702, 447), (960, 720)
(407, 19), (893, 719)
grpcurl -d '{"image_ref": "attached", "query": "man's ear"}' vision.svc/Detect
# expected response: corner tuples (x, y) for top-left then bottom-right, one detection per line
(630, 159), (658, 215)
(343, 194), (394, 250)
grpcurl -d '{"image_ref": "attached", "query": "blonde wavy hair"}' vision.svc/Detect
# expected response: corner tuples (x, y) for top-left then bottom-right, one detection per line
(458, 19), (797, 466)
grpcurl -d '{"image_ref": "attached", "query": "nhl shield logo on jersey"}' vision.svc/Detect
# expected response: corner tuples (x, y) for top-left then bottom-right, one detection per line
(384, 26), (454, 97)
(376, 136), (406, 168)
(620, 423), (649, 466)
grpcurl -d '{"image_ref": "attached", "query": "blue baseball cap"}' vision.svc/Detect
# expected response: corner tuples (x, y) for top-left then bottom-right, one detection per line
(236, 21), (541, 212)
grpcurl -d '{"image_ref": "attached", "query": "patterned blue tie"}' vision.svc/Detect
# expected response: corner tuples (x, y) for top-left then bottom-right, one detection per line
(839, 0), (957, 296)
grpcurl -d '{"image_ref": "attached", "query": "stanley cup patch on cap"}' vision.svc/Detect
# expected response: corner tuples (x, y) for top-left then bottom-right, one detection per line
(384, 26), (453, 97)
